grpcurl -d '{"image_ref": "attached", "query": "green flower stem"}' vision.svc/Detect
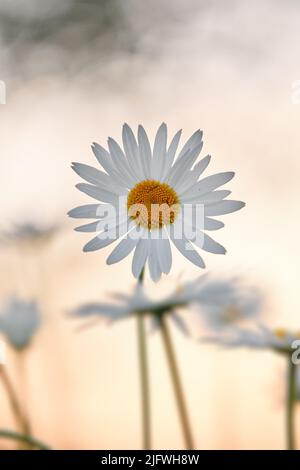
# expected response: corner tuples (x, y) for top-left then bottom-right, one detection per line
(0, 365), (30, 437)
(0, 429), (51, 450)
(286, 358), (296, 450)
(159, 315), (194, 450)
(137, 269), (151, 449)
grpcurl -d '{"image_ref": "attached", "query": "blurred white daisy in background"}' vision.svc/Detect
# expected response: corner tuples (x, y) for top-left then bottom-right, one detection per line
(70, 274), (263, 336)
(69, 123), (245, 282)
(0, 297), (41, 350)
(0, 222), (58, 247)
(204, 324), (300, 354)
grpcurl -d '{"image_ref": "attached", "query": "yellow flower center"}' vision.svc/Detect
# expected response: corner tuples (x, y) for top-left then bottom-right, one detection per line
(127, 180), (180, 229)
(274, 328), (287, 339)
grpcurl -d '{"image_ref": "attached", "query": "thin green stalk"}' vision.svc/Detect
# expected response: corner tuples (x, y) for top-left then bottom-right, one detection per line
(286, 358), (296, 450)
(159, 315), (194, 450)
(137, 268), (151, 449)
(0, 429), (51, 450)
(0, 365), (30, 436)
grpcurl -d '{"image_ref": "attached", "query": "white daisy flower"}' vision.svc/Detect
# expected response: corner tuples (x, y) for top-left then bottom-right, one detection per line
(69, 123), (245, 281)
(71, 274), (261, 336)
(204, 324), (300, 354)
(0, 298), (41, 350)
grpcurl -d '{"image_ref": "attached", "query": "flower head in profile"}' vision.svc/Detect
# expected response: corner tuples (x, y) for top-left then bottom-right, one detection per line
(70, 274), (261, 336)
(69, 124), (245, 281)
(0, 297), (41, 350)
(204, 324), (300, 355)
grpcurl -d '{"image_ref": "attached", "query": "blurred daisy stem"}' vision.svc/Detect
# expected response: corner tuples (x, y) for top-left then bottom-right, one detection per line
(0, 365), (31, 438)
(159, 315), (194, 450)
(137, 269), (151, 450)
(286, 358), (296, 450)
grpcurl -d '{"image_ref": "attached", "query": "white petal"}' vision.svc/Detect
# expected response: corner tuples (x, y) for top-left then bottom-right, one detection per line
(192, 232), (226, 254)
(192, 155), (211, 179)
(83, 234), (116, 252)
(204, 217), (224, 230)
(76, 183), (119, 204)
(198, 172), (235, 194)
(91, 142), (112, 173)
(175, 155), (212, 195)
(151, 123), (167, 180)
(156, 231), (172, 274)
(108, 138), (136, 186)
(137, 125), (152, 177)
(123, 124), (144, 180)
(71, 162), (126, 195)
(168, 229), (205, 268)
(177, 129), (203, 161)
(68, 204), (101, 219)
(106, 231), (141, 265)
(75, 212), (129, 232)
(83, 219), (131, 252)
(148, 240), (162, 282)
(132, 237), (149, 278)
(167, 143), (203, 188)
(92, 143), (128, 188)
(75, 221), (101, 232)
(161, 129), (182, 180)
(205, 200), (245, 216)
(181, 189), (231, 204)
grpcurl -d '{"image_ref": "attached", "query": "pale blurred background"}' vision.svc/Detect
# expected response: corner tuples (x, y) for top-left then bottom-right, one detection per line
(0, 0), (300, 449)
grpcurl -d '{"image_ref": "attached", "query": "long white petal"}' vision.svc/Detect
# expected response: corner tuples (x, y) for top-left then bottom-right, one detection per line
(204, 200), (245, 216)
(76, 183), (119, 204)
(92, 143), (129, 188)
(137, 125), (151, 177)
(108, 138), (136, 186)
(75, 213), (129, 232)
(161, 129), (182, 180)
(152, 123), (167, 180)
(156, 231), (172, 274)
(107, 231), (141, 265)
(123, 124), (143, 180)
(148, 240), (162, 282)
(167, 144), (203, 188)
(71, 162), (126, 195)
(83, 219), (132, 252)
(168, 230), (205, 268)
(132, 237), (149, 278)
(68, 204), (101, 219)
(83, 234), (116, 252)
(176, 129), (203, 161)
(192, 232), (226, 254)
(181, 189), (231, 204)
(204, 217), (224, 230)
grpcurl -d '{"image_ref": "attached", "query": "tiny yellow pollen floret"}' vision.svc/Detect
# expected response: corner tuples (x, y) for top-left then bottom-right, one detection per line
(127, 179), (180, 229)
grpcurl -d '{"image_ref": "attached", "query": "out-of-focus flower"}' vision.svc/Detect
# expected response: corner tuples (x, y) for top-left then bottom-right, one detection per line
(0, 222), (58, 246)
(69, 123), (244, 282)
(71, 274), (262, 336)
(0, 298), (41, 350)
(190, 275), (264, 333)
(204, 324), (300, 355)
